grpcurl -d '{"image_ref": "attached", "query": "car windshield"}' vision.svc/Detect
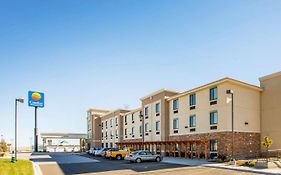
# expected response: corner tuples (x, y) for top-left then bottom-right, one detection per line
(132, 151), (139, 155)
(146, 152), (153, 155)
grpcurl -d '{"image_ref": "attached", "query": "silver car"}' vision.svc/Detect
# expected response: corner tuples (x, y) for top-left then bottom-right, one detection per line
(125, 150), (162, 163)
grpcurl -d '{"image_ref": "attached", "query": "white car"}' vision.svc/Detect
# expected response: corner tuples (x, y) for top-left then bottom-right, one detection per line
(125, 150), (162, 163)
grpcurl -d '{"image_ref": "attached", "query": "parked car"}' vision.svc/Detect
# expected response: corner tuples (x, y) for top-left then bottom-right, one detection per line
(88, 147), (95, 154)
(104, 148), (121, 159)
(95, 148), (110, 156)
(89, 147), (101, 155)
(125, 150), (162, 163)
(106, 147), (134, 160)
(93, 147), (101, 155)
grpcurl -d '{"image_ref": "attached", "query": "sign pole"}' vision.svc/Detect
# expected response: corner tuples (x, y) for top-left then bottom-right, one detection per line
(34, 106), (38, 152)
(28, 91), (44, 153)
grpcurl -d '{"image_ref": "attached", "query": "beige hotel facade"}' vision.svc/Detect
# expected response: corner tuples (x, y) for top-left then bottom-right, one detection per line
(86, 71), (281, 159)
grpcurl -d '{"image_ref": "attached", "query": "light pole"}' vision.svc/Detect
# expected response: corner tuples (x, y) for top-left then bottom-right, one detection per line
(139, 111), (145, 150)
(226, 90), (234, 161)
(13, 98), (24, 163)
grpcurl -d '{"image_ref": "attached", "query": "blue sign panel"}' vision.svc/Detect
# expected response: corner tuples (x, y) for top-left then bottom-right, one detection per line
(28, 91), (44, 108)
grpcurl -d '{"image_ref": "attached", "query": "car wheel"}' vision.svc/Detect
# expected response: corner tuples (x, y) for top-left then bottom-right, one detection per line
(156, 157), (161, 162)
(116, 155), (122, 160)
(136, 158), (142, 163)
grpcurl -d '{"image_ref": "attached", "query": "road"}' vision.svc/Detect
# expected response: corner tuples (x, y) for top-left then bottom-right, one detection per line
(30, 152), (265, 175)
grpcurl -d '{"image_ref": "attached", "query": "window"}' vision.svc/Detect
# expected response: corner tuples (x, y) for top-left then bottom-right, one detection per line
(110, 130), (113, 136)
(139, 125), (143, 134)
(110, 119), (112, 126)
(105, 131), (108, 137)
(132, 127), (135, 135)
(210, 111), (218, 125)
(105, 121), (108, 127)
(190, 94), (196, 106)
(173, 118), (179, 129)
(210, 87), (218, 101)
(115, 118), (118, 125)
(189, 115), (196, 127)
(101, 122), (104, 128)
(173, 99), (179, 110)
(125, 128), (127, 135)
(132, 114), (134, 121)
(210, 139), (218, 152)
(156, 121), (160, 131)
(145, 123), (149, 132)
(115, 129), (118, 136)
(156, 103), (160, 114)
(125, 115), (127, 123)
(144, 107), (149, 116)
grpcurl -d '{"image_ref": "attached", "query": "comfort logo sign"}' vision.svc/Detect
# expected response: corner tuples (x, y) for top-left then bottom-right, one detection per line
(31, 92), (42, 101)
(28, 91), (45, 108)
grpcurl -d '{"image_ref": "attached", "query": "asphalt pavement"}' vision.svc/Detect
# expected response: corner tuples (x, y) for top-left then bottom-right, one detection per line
(30, 152), (269, 175)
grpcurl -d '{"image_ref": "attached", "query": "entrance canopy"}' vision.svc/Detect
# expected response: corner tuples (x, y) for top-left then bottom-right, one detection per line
(41, 133), (87, 139)
(41, 133), (87, 152)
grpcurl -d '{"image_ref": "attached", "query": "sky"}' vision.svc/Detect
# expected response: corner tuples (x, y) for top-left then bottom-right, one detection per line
(0, 0), (281, 147)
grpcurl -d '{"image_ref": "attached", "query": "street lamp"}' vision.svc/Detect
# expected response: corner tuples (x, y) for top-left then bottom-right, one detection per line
(12, 98), (24, 163)
(139, 111), (145, 150)
(226, 90), (234, 161)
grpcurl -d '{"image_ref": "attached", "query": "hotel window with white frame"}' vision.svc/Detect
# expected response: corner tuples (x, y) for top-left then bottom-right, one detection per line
(125, 115), (127, 124)
(156, 121), (160, 131)
(125, 128), (127, 136)
(210, 139), (218, 152)
(189, 115), (196, 127)
(173, 118), (179, 129)
(210, 87), (218, 101)
(132, 127), (135, 135)
(190, 94), (196, 106)
(210, 111), (218, 125)
(173, 99), (179, 111)
(144, 107), (149, 116)
(132, 113), (134, 122)
(115, 117), (118, 125)
(110, 119), (112, 127)
(115, 129), (118, 136)
(145, 123), (149, 132)
(156, 103), (160, 114)
(139, 125), (143, 135)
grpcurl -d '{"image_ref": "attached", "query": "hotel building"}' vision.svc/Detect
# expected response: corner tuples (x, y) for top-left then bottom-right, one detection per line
(87, 109), (110, 148)
(100, 109), (130, 148)
(86, 71), (281, 159)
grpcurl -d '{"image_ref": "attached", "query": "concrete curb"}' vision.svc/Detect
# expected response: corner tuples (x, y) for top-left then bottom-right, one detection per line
(205, 164), (281, 175)
(32, 161), (43, 175)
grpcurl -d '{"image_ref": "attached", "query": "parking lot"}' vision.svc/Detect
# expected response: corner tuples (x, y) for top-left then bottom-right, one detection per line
(33, 152), (267, 175)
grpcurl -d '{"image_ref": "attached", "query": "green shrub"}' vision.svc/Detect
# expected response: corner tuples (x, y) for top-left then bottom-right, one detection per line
(245, 161), (255, 167)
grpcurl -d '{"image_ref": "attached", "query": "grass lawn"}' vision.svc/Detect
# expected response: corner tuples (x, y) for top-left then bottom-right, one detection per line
(0, 159), (34, 175)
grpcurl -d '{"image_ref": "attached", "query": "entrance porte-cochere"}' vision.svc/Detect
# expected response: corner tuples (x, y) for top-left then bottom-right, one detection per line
(116, 140), (209, 160)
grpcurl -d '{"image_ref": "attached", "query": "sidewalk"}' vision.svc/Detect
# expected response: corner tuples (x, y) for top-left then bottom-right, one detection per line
(162, 157), (281, 175)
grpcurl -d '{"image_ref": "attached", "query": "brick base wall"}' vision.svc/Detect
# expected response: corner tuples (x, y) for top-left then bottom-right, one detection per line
(169, 131), (260, 159)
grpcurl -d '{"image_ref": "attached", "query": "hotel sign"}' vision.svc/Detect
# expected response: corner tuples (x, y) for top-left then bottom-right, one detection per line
(28, 91), (45, 108)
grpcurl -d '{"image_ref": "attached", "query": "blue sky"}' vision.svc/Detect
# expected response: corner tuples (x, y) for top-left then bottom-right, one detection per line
(0, 0), (281, 147)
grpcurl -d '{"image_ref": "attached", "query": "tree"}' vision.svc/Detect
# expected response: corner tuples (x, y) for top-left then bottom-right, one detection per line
(261, 136), (273, 162)
(0, 138), (7, 152)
